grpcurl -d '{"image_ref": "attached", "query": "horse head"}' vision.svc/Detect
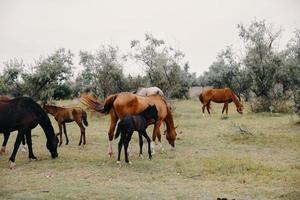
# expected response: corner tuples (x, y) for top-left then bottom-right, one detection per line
(237, 103), (244, 114)
(46, 135), (58, 159)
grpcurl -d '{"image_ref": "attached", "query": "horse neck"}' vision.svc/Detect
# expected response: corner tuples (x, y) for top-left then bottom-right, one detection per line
(45, 105), (60, 116)
(231, 93), (242, 108)
(164, 107), (175, 133)
(38, 113), (56, 140)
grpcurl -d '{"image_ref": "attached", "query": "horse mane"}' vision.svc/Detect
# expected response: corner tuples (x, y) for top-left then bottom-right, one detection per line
(230, 90), (242, 108)
(159, 96), (175, 132)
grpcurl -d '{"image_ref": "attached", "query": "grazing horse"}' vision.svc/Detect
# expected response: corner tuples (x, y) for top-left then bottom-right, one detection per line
(0, 97), (58, 168)
(80, 92), (177, 156)
(135, 86), (164, 96)
(42, 103), (88, 146)
(0, 96), (26, 153)
(199, 88), (243, 116)
(115, 105), (158, 164)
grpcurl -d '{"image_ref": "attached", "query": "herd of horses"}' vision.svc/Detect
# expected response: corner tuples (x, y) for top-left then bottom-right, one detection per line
(0, 87), (243, 168)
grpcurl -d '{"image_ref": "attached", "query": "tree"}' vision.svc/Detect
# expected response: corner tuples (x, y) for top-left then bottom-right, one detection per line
(22, 48), (74, 100)
(238, 20), (283, 110)
(0, 59), (24, 96)
(79, 45), (126, 98)
(131, 33), (193, 98)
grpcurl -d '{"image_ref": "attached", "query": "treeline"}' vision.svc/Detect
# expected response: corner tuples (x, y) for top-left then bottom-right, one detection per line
(0, 34), (198, 101)
(0, 20), (299, 114)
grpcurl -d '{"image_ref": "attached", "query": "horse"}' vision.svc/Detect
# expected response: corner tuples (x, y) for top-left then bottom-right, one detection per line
(80, 92), (177, 156)
(115, 105), (158, 164)
(134, 86), (164, 96)
(0, 97), (58, 169)
(199, 88), (243, 116)
(42, 103), (88, 146)
(0, 96), (27, 154)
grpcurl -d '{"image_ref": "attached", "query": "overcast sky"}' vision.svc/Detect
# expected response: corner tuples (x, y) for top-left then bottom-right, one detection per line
(0, 0), (299, 76)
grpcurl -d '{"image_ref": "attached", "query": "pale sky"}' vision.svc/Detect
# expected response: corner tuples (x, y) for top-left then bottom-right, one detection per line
(0, 0), (299, 76)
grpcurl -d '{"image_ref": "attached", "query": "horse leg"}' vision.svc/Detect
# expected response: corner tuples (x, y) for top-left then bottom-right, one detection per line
(117, 135), (123, 164)
(142, 130), (152, 160)
(222, 103), (226, 114)
(76, 120), (85, 146)
(138, 132), (143, 158)
(1, 132), (10, 153)
(25, 130), (37, 160)
(206, 101), (211, 115)
(57, 122), (63, 146)
(202, 105), (206, 117)
(9, 129), (26, 169)
(124, 133), (132, 164)
(62, 123), (69, 145)
(154, 120), (164, 152)
(107, 110), (118, 156)
(226, 102), (229, 115)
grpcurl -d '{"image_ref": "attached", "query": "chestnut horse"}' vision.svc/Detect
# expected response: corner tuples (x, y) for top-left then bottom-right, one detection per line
(0, 97), (58, 168)
(80, 92), (177, 156)
(199, 88), (243, 115)
(42, 103), (88, 146)
(0, 96), (26, 153)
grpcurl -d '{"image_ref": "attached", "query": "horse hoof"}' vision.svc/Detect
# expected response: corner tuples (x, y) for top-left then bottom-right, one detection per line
(139, 154), (144, 159)
(116, 161), (121, 164)
(170, 147), (176, 151)
(9, 162), (16, 169)
(108, 151), (113, 157)
(0, 147), (6, 154)
(126, 161), (132, 165)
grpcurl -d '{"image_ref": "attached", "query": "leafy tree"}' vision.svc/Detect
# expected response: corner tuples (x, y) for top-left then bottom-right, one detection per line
(79, 45), (126, 98)
(0, 59), (24, 96)
(131, 33), (193, 98)
(22, 48), (74, 100)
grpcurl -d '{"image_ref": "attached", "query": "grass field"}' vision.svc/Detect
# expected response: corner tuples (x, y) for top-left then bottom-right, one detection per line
(1, 99), (299, 200)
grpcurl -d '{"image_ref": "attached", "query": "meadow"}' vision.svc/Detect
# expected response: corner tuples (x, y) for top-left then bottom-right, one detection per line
(0, 99), (299, 200)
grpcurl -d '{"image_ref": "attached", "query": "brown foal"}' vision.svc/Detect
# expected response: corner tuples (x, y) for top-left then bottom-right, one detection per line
(42, 103), (88, 146)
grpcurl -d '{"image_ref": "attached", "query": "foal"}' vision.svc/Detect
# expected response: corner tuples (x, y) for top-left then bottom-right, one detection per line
(42, 103), (88, 146)
(115, 105), (158, 164)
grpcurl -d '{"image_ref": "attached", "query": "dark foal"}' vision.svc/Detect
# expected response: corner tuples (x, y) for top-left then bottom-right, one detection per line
(0, 97), (58, 169)
(115, 105), (158, 164)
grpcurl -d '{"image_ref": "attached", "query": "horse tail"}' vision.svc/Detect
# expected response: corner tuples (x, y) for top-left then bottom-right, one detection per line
(102, 94), (118, 114)
(115, 122), (122, 139)
(82, 110), (88, 127)
(80, 93), (104, 113)
(199, 93), (204, 104)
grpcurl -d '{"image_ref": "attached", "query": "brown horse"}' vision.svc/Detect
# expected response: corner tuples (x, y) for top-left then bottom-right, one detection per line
(199, 88), (243, 115)
(80, 92), (177, 156)
(42, 103), (88, 146)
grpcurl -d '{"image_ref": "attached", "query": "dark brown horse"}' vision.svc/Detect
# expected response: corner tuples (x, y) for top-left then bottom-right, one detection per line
(42, 103), (88, 146)
(0, 97), (58, 169)
(0, 96), (26, 153)
(199, 88), (243, 116)
(80, 92), (177, 156)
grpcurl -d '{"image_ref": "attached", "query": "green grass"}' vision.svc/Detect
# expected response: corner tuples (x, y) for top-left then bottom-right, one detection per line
(1, 99), (299, 200)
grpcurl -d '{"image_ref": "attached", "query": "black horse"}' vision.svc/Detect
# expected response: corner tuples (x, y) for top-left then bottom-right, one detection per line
(1, 132), (27, 153)
(115, 104), (158, 164)
(0, 97), (58, 169)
